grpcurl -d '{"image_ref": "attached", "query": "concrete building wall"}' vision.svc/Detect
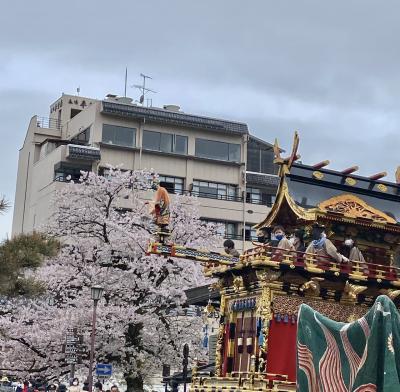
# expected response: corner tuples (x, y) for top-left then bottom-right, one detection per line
(12, 94), (277, 252)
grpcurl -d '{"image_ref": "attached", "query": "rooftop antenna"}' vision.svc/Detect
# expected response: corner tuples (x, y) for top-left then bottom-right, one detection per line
(76, 86), (80, 97)
(131, 73), (157, 105)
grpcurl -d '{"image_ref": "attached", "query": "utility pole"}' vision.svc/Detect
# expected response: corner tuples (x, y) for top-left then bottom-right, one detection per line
(124, 67), (128, 97)
(182, 344), (189, 392)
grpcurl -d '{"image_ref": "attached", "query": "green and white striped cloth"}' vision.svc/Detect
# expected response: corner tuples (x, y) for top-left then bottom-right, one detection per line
(297, 295), (400, 392)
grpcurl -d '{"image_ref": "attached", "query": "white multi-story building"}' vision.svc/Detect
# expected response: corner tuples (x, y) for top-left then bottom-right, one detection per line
(12, 93), (278, 251)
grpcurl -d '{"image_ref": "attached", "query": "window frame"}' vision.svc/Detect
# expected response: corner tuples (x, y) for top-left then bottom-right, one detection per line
(192, 180), (240, 201)
(158, 175), (184, 195)
(195, 138), (241, 163)
(102, 124), (136, 148)
(142, 130), (188, 155)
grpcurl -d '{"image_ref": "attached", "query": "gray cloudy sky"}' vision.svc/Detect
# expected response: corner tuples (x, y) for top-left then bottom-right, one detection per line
(1, 0), (400, 239)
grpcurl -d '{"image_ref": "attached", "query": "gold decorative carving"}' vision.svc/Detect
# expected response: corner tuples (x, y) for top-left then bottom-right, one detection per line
(210, 280), (224, 291)
(233, 276), (243, 293)
(273, 131), (300, 172)
(256, 286), (272, 356)
(396, 167), (400, 185)
(347, 313), (358, 322)
(255, 179), (317, 229)
(341, 281), (367, 303)
(345, 177), (357, 186)
(299, 277), (324, 297)
(256, 270), (281, 286)
(377, 183), (388, 192)
(273, 294), (368, 322)
(318, 194), (396, 224)
(214, 293), (226, 376)
(313, 171), (324, 180)
(380, 289), (400, 300)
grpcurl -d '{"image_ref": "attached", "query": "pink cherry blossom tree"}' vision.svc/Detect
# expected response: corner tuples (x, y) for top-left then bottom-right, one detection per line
(0, 167), (220, 391)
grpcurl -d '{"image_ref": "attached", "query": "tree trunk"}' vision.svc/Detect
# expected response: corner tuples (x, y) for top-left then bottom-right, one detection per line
(125, 375), (144, 392)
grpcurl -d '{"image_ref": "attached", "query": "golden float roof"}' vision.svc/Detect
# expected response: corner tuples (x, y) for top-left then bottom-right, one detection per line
(256, 132), (400, 232)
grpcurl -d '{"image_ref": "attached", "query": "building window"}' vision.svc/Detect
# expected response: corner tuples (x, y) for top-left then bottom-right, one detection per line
(192, 180), (239, 201)
(202, 219), (238, 239)
(246, 187), (276, 206)
(244, 225), (257, 241)
(71, 126), (90, 144)
(102, 124), (136, 148)
(247, 139), (278, 174)
(195, 139), (241, 162)
(158, 175), (184, 194)
(54, 162), (92, 182)
(142, 130), (188, 154)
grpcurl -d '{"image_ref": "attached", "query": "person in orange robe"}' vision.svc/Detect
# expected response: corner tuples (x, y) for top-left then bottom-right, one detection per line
(150, 180), (171, 230)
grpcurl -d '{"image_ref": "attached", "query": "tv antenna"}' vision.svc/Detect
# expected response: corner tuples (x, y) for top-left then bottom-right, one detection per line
(132, 73), (157, 105)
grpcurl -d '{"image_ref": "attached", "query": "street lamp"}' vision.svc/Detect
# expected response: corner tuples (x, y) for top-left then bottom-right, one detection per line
(88, 285), (103, 392)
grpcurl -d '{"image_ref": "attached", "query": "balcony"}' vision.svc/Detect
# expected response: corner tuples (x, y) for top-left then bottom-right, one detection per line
(165, 188), (273, 206)
(66, 144), (101, 161)
(36, 116), (61, 130)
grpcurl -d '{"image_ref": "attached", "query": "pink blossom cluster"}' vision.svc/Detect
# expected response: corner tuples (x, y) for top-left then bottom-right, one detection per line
(0, 167), (220, 382)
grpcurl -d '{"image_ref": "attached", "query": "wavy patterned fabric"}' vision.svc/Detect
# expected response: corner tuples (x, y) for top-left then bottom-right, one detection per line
(297, 295), (400, 392)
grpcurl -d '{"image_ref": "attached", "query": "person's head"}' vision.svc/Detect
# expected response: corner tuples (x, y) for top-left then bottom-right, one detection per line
(1, 377), (10, 386)
(48, 384), (57, 392)
(23, 381), (29, 387)
(151, 178), (160, 190)
(110, 386), (119, 392)
(72, 379), (79, 387)
(291, 229), (305, 247)
(58, 385), (67, 392)
(272, 225), (285, 241)
(94, 382), (102, 392)
(344, 236), (355, 248)
(311, 224), (325, 241)
(223, 239), (235, 253)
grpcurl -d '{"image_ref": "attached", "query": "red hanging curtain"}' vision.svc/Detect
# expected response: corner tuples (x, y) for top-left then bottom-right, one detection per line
(266, 318), (297, 381)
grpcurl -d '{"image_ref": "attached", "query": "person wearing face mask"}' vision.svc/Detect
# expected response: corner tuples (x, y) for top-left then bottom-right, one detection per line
(256, 227), (271, 244)
(271, 225), (294, 250)
(305, 224), (348, 266)
(339, 235), (368, 273)
(68, 379), (81, 392)
(270, 226), (294, 261)
(289, 229), (306, 253)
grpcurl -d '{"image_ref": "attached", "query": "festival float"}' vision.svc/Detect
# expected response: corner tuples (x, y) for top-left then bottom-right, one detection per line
(149, 133), (400, 391)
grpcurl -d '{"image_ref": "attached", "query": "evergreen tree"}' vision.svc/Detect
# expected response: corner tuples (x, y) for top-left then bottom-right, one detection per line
(0, 195), (59, 296)
(0, 233), (59, 296)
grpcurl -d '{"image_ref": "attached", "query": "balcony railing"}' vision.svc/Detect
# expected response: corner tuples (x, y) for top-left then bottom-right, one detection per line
(36, 116), (61, 130)
(166, 188), (273, 205)
(239, 244), (400, 284)
(224, 233), (258, 241)
(54, 174), (81, 183)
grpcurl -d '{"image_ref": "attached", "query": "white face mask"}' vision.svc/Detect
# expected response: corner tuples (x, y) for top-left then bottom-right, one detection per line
(73, 382), (78, 386)
(322, 232), (327, 238)
(288, 237), (295, 245)
(345, 239), (354, 247)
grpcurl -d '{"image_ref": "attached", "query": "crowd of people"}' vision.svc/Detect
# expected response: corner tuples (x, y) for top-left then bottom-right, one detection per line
(0, 377), (120, 392)
(226, 223), (367, 268)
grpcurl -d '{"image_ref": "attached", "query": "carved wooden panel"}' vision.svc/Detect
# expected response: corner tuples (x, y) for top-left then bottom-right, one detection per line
(318, 194), (396, 224)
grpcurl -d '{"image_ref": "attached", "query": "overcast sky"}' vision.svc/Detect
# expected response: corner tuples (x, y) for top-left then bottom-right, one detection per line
(1, 0), (400, 239)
